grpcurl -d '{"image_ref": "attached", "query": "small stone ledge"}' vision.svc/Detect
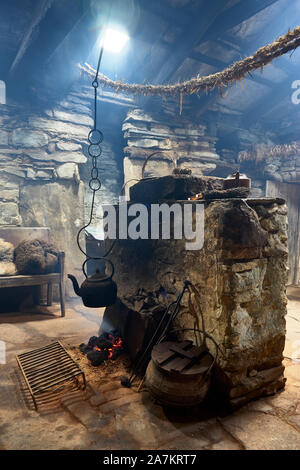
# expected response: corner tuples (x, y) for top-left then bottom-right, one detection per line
(247, 197), (286, 205)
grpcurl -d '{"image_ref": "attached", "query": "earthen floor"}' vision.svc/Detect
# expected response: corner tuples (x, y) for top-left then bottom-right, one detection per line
(0, 288), (300, 450)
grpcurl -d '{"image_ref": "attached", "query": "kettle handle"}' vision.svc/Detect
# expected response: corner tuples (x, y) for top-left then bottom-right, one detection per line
(82, 258), (115, 281)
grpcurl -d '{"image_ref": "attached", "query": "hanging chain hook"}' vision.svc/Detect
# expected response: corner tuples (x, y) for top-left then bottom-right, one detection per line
(76, 42), (115, 277)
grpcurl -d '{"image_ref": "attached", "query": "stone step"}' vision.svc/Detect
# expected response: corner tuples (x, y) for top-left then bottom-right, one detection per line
(97, 380), (121, 394)
(103, 387), (135, 402)
(89, 393), (107, 407)
(89, 386), (135, 407)
(99, 392), (142, 414)
(61, 398), (105, 432)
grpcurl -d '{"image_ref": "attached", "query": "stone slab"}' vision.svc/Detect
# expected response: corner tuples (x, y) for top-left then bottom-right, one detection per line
(10, 129), (48, 148)
(28, 117), (90, 139)
(62, 399), (104, 432)
(0, 202), (21, 225)
(0, 129), (9, 145)
(56, 163), (79, 180)
(221, 410), (300, 450)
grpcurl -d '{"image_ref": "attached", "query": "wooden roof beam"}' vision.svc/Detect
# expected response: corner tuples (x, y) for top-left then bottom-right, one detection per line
(137, 0), (192, 28)
(151, 0), (227, 86)
(9, 0), (54, 75)
(204, 0), (280, 41)
(241, 73), (298, 126)
(192, 0), (281, 118)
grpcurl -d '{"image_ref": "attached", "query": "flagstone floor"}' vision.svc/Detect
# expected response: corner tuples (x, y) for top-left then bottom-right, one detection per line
(0, 288), (299, 450)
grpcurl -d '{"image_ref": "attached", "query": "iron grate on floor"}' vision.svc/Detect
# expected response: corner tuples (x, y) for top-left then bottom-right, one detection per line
(16, 341), (86, 410)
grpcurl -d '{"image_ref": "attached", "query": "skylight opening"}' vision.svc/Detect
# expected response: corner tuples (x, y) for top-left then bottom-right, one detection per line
(100, 27), (129, 53)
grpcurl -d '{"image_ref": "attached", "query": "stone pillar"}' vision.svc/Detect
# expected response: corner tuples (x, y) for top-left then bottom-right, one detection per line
(101, 195), (288, 407)
(122, 108), (221, 198)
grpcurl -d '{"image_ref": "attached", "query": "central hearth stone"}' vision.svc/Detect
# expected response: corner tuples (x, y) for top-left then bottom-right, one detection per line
(130, 174), (223, 203)
(100, 193), (288, 408)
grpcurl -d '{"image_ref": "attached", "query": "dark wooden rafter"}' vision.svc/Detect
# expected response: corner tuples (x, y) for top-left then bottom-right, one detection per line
(143, 0), (280, 86)
(178, 0), (278, 85)
(125, 1), (200, 86)
(241, 69), (299, 126)
(223, 20), (299, 125)
(221, 0), (290, 53)
(8, 0), (89, 83)
(193, 0), (281, 117)
(9, 0), (54, 75)
(204, 0), (280, 41)
(138, 0), (192, 28)
(189, 51), (225, 69)
(151, 0), (227, 86)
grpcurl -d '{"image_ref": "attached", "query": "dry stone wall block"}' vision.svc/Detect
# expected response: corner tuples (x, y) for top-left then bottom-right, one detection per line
(10, 129), (49, 148)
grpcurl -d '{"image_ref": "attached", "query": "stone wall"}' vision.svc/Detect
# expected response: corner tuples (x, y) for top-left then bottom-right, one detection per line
(122, 105), (222, 197)
(239, 148), (300, 198)
(218, 128), (300, 195)
(255, 149), (300, 185)
(101, 192), (288, 408)
(0, 91), (93, 293)
(0, 84), (134, 295)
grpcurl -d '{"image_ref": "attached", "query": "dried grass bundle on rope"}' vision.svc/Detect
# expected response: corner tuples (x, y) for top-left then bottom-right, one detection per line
(79, 26), (300, 97)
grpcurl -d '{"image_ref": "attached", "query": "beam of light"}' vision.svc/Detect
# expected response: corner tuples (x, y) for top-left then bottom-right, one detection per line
(100, 27), (129, 53)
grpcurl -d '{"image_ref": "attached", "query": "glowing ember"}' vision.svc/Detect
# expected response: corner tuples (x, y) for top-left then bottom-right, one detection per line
(80, 331), (124, 366)
(93, 335), (123, 359)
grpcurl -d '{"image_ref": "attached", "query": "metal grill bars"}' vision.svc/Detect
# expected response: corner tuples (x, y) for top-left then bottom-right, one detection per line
(16, 341), (86, 410)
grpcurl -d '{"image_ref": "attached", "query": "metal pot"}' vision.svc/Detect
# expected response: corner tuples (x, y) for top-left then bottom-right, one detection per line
(68, 258), (117, 308)
(223, 171), (251, 190)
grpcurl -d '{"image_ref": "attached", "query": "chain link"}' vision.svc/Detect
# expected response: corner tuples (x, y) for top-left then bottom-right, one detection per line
(76, 47), (106, 267)
(75, 6), (116, 278)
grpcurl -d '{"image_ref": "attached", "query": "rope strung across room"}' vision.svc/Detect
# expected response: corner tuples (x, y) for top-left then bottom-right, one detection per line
(80, 25), (300, 96)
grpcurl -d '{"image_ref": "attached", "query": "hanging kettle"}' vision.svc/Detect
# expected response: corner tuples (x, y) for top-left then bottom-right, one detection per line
(68, 258), (117, 308)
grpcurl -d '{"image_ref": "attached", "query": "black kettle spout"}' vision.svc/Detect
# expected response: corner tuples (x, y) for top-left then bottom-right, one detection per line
(67, 274), (81, 297)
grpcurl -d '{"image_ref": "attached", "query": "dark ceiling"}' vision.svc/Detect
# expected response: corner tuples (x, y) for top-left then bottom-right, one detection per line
(0, 0), (300, 139)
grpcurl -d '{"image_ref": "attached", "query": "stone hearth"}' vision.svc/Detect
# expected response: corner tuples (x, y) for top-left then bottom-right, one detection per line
(101, 190), (288, 408)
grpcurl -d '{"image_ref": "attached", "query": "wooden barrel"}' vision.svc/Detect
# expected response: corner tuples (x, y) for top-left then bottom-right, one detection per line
(145, 340), (213, 407)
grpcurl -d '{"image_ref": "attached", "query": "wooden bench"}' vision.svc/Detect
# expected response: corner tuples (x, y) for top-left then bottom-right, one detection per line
(0, 227), (66, 317)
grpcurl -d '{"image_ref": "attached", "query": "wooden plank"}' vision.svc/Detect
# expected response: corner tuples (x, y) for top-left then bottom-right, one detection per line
(0, 273), (60, 288)
(138, 0), (192, 28)
(192, 0), (280, 115)
(149, 0), (225, 86)
(9, 0), (54, 75)
(226, 24), (299, 126)
(59, 251), (66, 317)
(242, 79), (292, 126)
(154, 340), (192, 365)
(47, 283), (53, 306)
(166, 356), (191, 372)
(146, 0), (279, 89)
(169, 343), (207, 360)
(205, 0), (280, 40)
(184, 354), (213, 375)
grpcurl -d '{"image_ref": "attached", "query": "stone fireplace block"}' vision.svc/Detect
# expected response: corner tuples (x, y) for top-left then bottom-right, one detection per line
(101, 197), (288, 407)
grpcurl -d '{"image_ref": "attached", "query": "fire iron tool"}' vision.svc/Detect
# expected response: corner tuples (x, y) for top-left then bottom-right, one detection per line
(120, 280), (191, 388)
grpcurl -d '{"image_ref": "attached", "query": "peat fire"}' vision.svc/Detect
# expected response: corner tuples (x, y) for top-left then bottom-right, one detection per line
(79, 331), (123, 366)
